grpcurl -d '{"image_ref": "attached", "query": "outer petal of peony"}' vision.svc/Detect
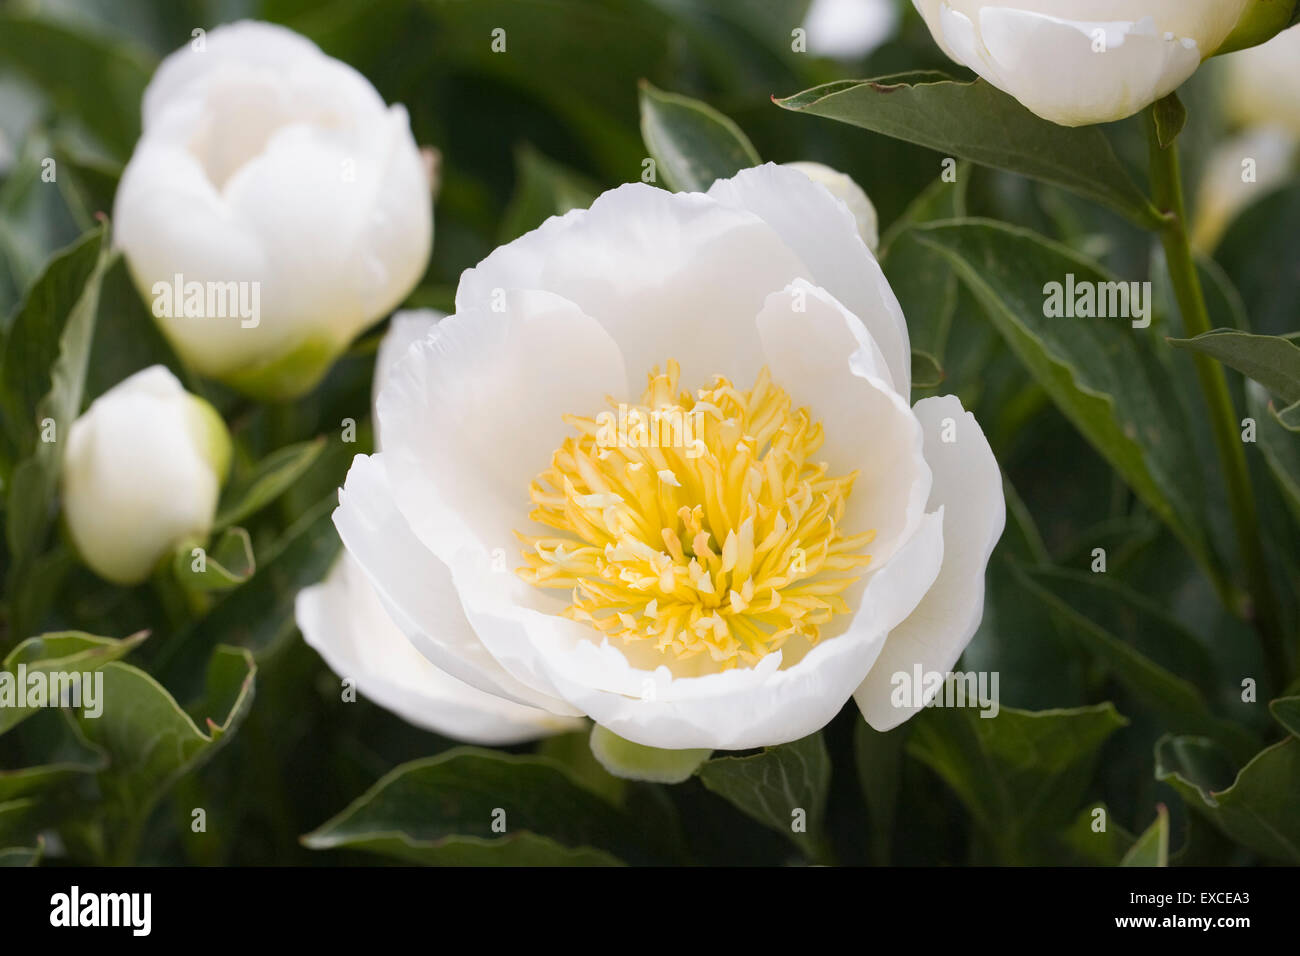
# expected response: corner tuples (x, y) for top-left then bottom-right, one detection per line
(296, 551), (580, 745)
(855, 394), (1006, 730)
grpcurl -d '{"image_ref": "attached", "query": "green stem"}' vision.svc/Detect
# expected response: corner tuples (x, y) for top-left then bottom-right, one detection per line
(1145, 103), (1287, 681)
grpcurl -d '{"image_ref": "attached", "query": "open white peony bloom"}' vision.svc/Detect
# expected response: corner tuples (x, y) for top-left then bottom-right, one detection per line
(912, 0), (1253, 127)
(333, 165), (1005, 751)
(296, 311), (581, 745)
(113, 21), (432, 400)
(63, 366), (231, 586)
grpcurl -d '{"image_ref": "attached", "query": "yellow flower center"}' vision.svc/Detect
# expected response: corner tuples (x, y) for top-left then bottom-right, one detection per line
(516, 360), (875, 671)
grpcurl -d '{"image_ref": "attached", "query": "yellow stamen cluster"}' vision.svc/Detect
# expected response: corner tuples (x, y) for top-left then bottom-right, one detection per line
(516, 360), (875, 670)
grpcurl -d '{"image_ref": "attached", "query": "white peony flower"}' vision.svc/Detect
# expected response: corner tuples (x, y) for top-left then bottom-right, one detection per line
(911, 0), (1254, 126)
(297, 311), (580, 745)
(62, 366), (231, 586)
(332, 164), (1005, 752)
(783, 161), (879, 253)
(112, 21), (433, 401)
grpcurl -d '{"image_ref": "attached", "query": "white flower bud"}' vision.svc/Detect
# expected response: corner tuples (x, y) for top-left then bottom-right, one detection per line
(112, 21), (433, 400)
(911, 1), (1254, 126)
(783, 161), (879, 253)
(62, 367), (231, 585)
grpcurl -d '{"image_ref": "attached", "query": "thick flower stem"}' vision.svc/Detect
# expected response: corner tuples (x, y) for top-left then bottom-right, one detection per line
(1144, 104), (1287, 681)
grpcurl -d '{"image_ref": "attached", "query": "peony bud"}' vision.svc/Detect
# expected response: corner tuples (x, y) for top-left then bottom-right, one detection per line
(112, 21), (433, 401)
(62, 366), (231, 585)
(910, 1), (1255, 127)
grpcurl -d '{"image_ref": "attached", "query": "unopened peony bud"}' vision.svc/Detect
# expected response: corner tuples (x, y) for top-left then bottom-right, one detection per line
(112, 21), (433, 401)
(62, 367), (231, 585)
(910, 1), (1255, 127)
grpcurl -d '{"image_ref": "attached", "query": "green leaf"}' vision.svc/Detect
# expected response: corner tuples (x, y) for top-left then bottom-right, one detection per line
(1214, 182), (1300, 333)
(775, 73), (1161, 227)
(1059, 802), (1135, 866)
(75, 646), (256, 864)
(0, 11), (154, 161)
(909, 349), (944, 389)
(1247, 384), (1300, 524)
(1168, 330), (1300, 404)
(1156, 734), (1300, 863)
(879, 167), (968, 367)
(214, 437), (326, 532)
(588, 724), (710, 783)
(0, 839), (42, 866)
(155, 494), (339, 696)
(638, 80), (760, 192)
(0, 724), (104, 803)
(854, 720), (905, 865)
(3, 226), (112, 639)
(1217, 0), (1300, 55)
(1120, 805), (1170, 866)
(1275, 399), (1300, 432)
(1151, 93), (1186, 149)
(1270, 696), (1300, 738)
(171, 527), (255, 592)
(0, 630), (147, 736)
(302, 747), (653, 865)
(1010, 564), (1256, 760)
(534, 730), (626, 804)
(914, 220), (1215, 581)
(0, 799), (39, 846)
(908, 703), (1127, 861)
(0, 226), (105, 449)
(499, 144), (598, 243)
(697, 732), (832, 860)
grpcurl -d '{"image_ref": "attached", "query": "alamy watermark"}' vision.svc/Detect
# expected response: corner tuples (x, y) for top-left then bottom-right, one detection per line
(151, 273), (260, 328)
(50, 886), (151, 936)
(596, 404), (705, 458)
(890, 665), (1000, 718)
(0, 666), (104, 718)
(1043, 273), (1151, 329)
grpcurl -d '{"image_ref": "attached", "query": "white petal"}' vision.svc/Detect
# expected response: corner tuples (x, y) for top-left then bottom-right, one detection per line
(143, 20), (386, 139)
(783, 161), (880, 253)
(855, 394), (1005, 730)
(708, 164), (910, 394)
(220, 107), (431, 345)
(455, 181), (807, 387)
(333, 452), (579, 715)
(378, 290), (628, 567)
(440, 456), (945, 750)
(533, 509), (944, 751)
(296, 552), (580, 744)
(755, 279), (930, 569)
(373, 309), (443, 440)
(939, 5), (1202, 127)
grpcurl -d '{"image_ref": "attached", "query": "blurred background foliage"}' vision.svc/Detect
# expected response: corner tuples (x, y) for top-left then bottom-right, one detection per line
(0, 0), (1296, 866)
